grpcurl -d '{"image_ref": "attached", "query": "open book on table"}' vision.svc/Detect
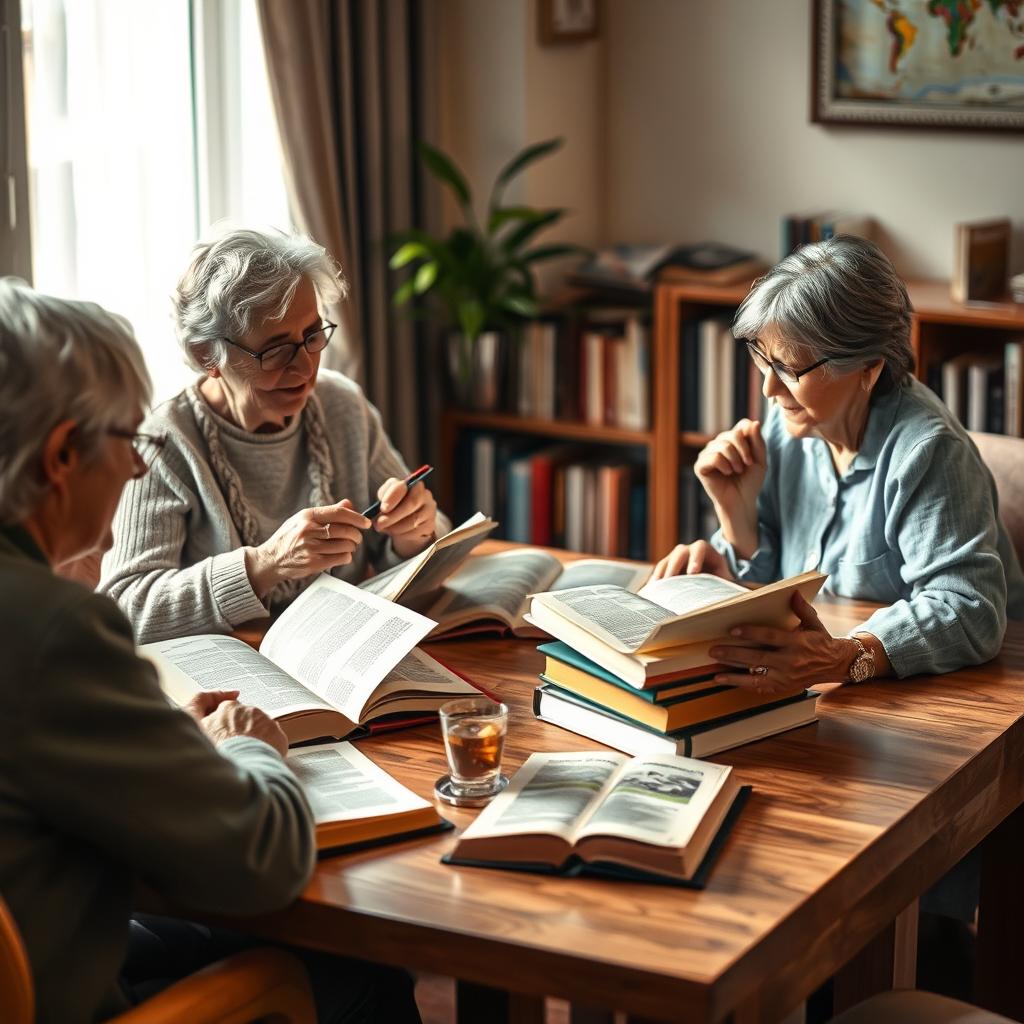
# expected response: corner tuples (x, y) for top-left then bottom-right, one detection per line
(446, 750), (745, 885)
(527, 570), (827, 685)
(145, 575), (479, 744)
(288, 740), (450, 852)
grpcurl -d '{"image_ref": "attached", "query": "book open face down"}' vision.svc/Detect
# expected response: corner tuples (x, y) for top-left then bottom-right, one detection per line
(288, 741), (446, 851)
(449, 750), (742, 883)
(145, 576), (479, 744)
(528, 570), (827, 676)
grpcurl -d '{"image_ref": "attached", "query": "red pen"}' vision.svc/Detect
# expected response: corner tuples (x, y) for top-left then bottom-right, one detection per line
(361, 465), (434, 519)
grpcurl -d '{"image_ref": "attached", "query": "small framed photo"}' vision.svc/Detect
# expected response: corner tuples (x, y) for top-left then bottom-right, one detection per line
(538, 0), (599, 45)
(812, 0), (1024, 132)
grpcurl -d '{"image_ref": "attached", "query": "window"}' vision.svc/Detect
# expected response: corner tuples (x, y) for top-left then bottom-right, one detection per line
(18, 0), (292, 399)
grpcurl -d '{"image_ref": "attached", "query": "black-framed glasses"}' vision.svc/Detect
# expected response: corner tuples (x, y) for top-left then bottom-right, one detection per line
(107, 429), (167, 458)
(222, 321), (337, 372)
(745, 341), (830, 385)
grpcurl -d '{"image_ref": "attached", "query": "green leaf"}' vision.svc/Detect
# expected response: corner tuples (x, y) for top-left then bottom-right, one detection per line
(489, 138), (563, 210)
(503, 209), (566, 253)
(413, 261), (439, 293)
(392, 279), (417, 307)
(390, 241), (430, 269)
(519, 243), (587, 264)
(487, 206), (538, 234)
(456, 299), (485, 341)
(418, 142), (472, 208)
(499, 294), (539, 318)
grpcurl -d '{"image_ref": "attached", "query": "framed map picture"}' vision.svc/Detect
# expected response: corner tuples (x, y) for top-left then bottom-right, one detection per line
(812, 0), (1024, 131)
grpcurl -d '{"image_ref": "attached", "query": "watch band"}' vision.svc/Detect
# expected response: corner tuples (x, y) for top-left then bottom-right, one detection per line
(845, 636), (875, 683)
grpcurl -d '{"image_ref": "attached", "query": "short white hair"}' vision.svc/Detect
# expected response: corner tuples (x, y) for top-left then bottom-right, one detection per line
(172, 227), (348, 371)
(0, 278), (152, 523)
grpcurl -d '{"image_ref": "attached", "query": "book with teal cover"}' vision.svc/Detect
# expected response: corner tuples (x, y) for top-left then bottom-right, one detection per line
(538, 641), (718, 704)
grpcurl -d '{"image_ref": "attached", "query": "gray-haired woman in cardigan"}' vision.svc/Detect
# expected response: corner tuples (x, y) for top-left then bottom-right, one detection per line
(100, 228), (449, 644)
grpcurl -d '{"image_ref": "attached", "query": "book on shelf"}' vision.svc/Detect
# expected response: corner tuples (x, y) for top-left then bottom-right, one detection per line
(528, 569), (828, 662)
(967, 357), (1005, 435)
(1006, 340), (1023, 437)
(145, 575), (478, 744)
(411, 547), (652, 640)
(445, 749), (745, 885)
(538, 640), (786, 733)
(932, 350), (1019, 436)
(952, 218), (1011, 304)
(288, 741), (449, 852)
(780, 211), (872, 258)
(534, 683), (821, 759)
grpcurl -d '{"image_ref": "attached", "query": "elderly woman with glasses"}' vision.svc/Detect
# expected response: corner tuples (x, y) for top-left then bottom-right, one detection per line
(651, 235), (1024, 692)
(100, 227), (448, 645)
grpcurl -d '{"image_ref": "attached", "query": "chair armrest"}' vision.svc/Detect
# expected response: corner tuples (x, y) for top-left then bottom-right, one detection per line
(108, 947), (316, 1024)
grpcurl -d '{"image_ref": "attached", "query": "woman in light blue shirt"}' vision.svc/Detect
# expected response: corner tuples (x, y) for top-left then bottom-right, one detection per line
(652, 235), (1024, 691)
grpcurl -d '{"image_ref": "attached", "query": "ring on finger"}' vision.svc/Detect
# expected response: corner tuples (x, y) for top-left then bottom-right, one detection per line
(750, 665), (768, 676)
(322, 523), (330, 540)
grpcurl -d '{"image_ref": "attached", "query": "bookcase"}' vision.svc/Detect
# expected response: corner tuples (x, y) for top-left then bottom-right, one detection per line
(440, 277), (1024, 561)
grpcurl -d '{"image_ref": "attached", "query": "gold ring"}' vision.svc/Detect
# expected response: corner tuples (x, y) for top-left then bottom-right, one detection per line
(750, 665), (768, 676)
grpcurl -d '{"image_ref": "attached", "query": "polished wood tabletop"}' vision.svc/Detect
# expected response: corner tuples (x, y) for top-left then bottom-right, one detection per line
(227, 546), (1024, 1024)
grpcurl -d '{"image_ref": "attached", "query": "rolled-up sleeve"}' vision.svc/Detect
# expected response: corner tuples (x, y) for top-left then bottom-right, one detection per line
(860, 433), (1007, 677)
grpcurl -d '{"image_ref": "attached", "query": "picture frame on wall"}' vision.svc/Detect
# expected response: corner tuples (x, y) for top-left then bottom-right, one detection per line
(811, 0), (1024, 132)
(538, 0), (599, 45)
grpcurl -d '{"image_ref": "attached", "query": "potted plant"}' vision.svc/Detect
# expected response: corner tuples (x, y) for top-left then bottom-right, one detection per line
(390, 136), (585, 408)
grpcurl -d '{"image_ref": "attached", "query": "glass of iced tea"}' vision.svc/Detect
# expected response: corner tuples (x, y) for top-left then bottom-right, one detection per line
(436, 697), (509, 806)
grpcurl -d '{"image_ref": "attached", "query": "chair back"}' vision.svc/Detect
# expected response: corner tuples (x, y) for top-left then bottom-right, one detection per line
(0, 896), (34, 1024)
(970, 431), (1024, 565)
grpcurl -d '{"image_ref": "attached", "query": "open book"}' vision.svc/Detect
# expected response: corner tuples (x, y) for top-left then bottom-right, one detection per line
(145, 575), (479, 744)
(527, 570), (827, 685)
(447, 751), (743, 884)
(288, 741), (449, 851)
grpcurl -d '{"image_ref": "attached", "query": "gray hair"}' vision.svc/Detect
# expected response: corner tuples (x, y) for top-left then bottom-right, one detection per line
(733, 235), (914, 393)
(172, 227), (348, 371)
(0, 278), (152, 523)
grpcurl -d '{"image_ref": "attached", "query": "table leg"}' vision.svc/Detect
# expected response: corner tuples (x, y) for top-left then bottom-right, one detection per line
(456, 981), (545, 1024)
(832, 900), (918, 1014)
(976, 802), (1024, 1019)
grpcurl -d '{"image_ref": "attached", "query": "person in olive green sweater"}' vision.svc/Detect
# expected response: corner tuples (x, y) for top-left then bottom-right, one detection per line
(0, 279), (421, 1023)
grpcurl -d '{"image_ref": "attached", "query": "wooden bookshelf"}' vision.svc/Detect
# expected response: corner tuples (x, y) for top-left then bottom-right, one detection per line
(440, 276), (1024, 561)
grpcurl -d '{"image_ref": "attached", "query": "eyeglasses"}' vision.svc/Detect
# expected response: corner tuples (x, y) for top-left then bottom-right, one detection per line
(745, 341), (830, 385)
(222, 322), (337, 372)
(107, 429), (167, 458)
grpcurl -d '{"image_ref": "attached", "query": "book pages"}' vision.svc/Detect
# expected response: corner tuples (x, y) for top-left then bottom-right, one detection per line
(550, 558), (651, 594)
(533, 585), (676, 652)
(638, 573), (748, 615)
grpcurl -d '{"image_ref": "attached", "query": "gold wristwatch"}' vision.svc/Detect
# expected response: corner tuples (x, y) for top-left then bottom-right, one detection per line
(846, 636), (875, 683)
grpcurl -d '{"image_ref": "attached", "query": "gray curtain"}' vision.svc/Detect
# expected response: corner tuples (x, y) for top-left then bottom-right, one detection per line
(257, 0), (423, 462)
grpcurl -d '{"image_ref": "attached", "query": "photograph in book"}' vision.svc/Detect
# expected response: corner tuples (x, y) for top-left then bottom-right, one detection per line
(529, 570), (827, 656)
(412, 548), (652, 640)
(144, 576), (479, 744)
(287, 741), (446, 851)
(449, 750), (742, 882)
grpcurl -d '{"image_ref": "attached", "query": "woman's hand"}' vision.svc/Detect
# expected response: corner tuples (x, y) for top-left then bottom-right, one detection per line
(707, 593), (857, 694)
(245, 499), (370, 599)
(183, 689), (240, 724)
(650, 540), (734, 582)
(197, 700), (290, 759)
(374, 477), (438, 558)
(695, 418), (767, 556)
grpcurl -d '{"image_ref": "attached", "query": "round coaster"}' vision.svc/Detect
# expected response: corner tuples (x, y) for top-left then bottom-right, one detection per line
(434, 774), (509, 808)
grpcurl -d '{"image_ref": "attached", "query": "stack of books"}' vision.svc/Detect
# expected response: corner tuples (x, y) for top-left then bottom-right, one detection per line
(528, 571), (827, 758)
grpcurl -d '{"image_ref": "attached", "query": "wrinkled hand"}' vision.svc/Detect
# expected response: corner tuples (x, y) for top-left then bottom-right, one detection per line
(374, 477), (438, 558)
(183, 689), (239, 724)
(197, 700), (289, 759)
(246, 499), (370, 598)
(649, 540), (734, 582)
(707, 592), (854, 695)
(695, 418), (767, 530)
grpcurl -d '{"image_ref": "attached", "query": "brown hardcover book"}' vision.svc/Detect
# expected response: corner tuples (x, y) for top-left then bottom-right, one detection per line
(952, 218), (1011, 303)
(658, 258), (767, 287)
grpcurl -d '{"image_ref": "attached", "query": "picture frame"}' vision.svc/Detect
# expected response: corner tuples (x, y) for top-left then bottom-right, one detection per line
(538, 0), (599, 46)
(811, 0), (1024, 132)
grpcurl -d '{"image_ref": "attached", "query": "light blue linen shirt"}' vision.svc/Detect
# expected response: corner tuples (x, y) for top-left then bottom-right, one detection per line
(711, 377), (1024, 678)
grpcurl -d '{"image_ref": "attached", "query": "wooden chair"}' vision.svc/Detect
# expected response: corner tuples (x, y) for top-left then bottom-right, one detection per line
(0, 896), (316, 1024)
(970, 431), (1024, 565)
(830, 989), (1015, 1023)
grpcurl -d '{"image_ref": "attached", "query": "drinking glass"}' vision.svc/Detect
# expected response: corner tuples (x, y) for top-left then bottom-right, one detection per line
(435, 697), (509, 806)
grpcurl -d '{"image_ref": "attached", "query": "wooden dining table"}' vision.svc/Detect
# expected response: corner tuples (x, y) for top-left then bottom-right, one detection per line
(221, 545), (1024, 1024)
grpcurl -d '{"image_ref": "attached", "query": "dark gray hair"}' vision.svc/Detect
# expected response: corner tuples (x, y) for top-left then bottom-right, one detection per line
(733, 235), (914, 393)
(0, 278), (152, 523)
(172, 227), (348, 371)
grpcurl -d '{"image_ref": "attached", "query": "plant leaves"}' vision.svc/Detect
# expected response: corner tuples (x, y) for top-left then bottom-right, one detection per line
(498, 294), (539, 318)
(503, 209), (567, 253)
(489, 138), (563, 210)
(487, 205), (539, 234)
(392, 279), (417, 307)
(413, 261), (439, 293)
(457, 299), (485, 342)
(418, 142), (472, 208)
(390, 241), (430, 269)
(519, 243), (588, 263)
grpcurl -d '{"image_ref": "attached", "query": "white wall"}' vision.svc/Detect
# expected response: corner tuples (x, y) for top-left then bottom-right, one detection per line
(605, 0), (1024, 278)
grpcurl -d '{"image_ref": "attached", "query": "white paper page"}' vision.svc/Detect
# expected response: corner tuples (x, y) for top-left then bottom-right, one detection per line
(259, 576), (435, 722)
(552, 558), (652, 593)
(142, 635), (333, 718)
(369, 648), (479, 702)
(286, 741), (429, 824)
(574, 756), (729, 849)
(460, 751), (625, 842)
(428, 548), (563, 627)
(638, 573), (748, 615)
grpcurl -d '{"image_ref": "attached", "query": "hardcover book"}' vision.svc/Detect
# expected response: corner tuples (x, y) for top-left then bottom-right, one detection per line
(952, 218), (1011, 304)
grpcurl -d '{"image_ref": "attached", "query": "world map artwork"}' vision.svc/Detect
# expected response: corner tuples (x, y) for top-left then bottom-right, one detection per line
(836, 0), (1024, 107)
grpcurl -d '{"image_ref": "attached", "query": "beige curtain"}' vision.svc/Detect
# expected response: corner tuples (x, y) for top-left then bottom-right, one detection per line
(257, 0), (422, 461)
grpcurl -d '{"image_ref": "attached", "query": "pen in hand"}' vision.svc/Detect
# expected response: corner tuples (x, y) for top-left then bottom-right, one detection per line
(361, 465), (434, 519)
